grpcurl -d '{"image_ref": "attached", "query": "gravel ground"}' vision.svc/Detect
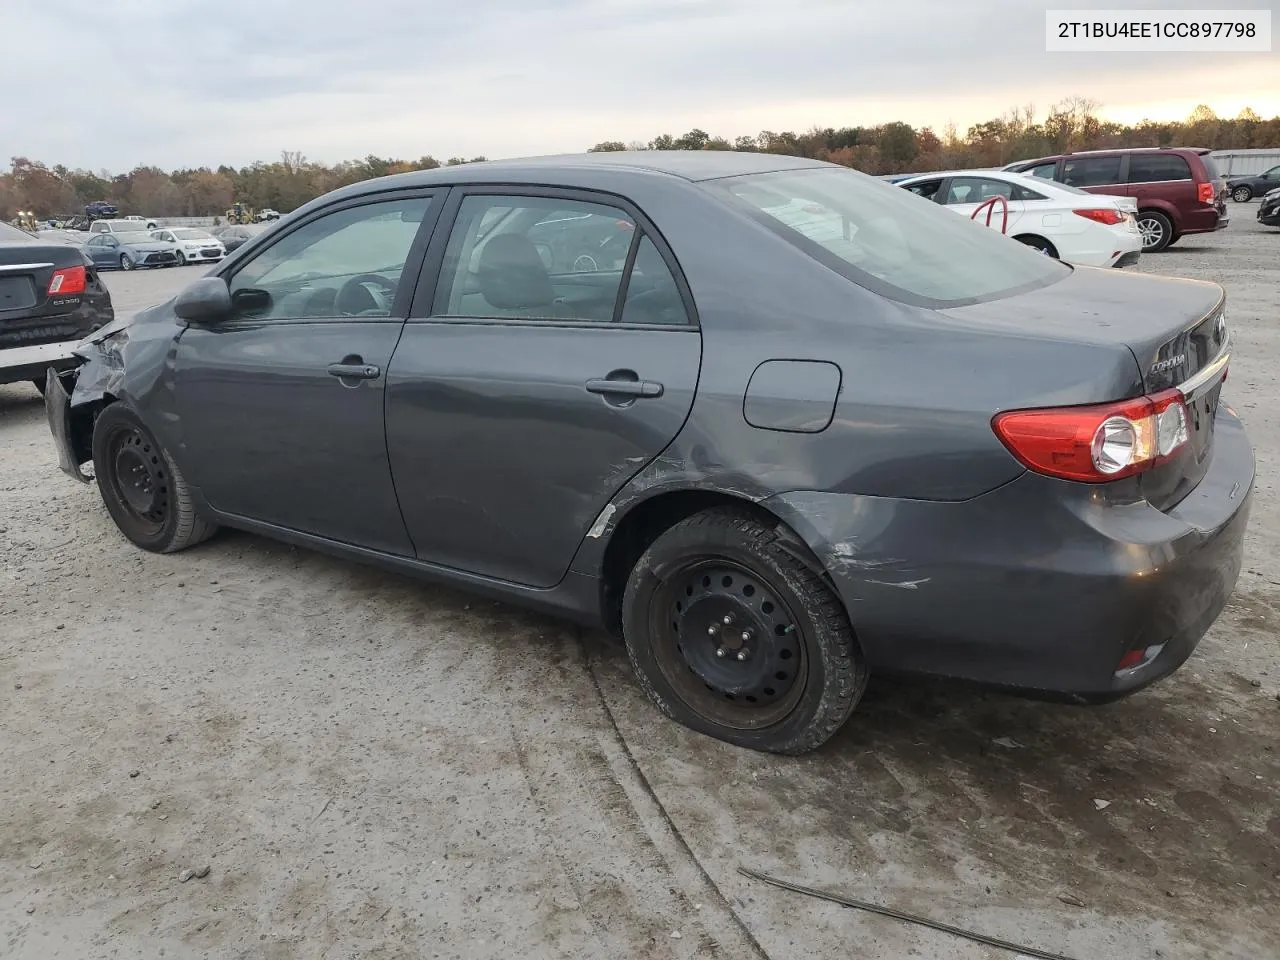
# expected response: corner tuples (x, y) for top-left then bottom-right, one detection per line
(2, 215), (1278, 960)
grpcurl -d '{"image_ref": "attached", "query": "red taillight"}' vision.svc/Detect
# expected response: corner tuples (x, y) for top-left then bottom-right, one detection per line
(992, 388), (1190, 483)
(1116, 649), (1145, 671)
(1197, 181), (1215, 204)
(1073, 208), (1127, 226)
(47, 265), (86, 296)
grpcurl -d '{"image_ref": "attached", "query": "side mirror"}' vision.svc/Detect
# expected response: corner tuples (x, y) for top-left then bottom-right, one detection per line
(174, 277), (233, 323)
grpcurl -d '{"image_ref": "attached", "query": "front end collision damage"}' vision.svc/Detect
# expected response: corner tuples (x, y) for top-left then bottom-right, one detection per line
(44, 304), (182, 485)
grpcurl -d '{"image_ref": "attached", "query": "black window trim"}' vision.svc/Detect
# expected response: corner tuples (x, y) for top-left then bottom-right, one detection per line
(210, 187), (445, 326)
(408, 183), (700, 331)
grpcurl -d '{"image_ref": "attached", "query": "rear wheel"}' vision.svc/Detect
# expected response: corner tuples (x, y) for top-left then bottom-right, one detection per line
(1136, 211), (1173, 252)
(1232, 186), (1253, 203)
(91, 404), (218, 553)
(621, 507), (867, 754)
(1013, 234), (1059, 258)
(120, 253), (135, 271)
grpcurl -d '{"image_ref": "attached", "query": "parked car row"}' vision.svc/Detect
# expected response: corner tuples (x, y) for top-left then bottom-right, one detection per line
(40, 150), (1251, 755)
(894, 169), (1143, 268)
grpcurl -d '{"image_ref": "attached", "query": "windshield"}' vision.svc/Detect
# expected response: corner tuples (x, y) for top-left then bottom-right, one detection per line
(716, 168), (1069, 306)
(117, 231), (154, 243)
(172, 229), (212, 240)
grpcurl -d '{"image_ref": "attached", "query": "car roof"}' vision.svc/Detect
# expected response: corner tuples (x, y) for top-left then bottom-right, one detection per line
(335, 151), (833, 196)
(1010, 146), (1213, 166)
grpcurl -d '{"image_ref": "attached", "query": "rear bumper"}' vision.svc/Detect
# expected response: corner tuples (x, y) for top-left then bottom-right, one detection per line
(763, 407), (1254, 699)
(0, 338), (84, 386)
(1181, 206), (1229, 235)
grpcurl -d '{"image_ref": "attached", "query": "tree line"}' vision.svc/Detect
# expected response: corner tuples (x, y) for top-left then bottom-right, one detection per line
(3, 101), (1277, 221)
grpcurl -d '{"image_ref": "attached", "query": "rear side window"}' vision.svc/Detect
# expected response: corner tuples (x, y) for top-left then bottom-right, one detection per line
(903, 178), (943, 200)
(432, 194), (691, 325)
(942, 177), (1013, 205)
(715, 168), (1068, 308)
(1127, 154), (1192, 183)
(1062, 156), (1122, 187)
(1012, 184), (1048, 201)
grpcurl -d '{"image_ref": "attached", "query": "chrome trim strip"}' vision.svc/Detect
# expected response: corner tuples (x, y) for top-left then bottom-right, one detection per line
(1177, 330), (1231, 399)
(0, 262), (55, 272)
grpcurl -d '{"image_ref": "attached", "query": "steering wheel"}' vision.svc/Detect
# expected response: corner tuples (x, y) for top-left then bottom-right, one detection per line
(336, 274), (398, 316)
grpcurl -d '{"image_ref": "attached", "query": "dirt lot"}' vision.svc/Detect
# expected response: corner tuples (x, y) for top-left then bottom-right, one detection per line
(2, 216), (1279, 960)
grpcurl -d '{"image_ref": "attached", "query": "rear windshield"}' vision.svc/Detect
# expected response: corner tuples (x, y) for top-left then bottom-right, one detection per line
(1199, 154), (1222, 181)
(712, 168), (1069, 307)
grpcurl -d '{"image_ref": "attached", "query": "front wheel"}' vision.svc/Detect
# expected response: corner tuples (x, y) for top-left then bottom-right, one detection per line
(621, 508), (867, 754)
(120, 253), (135, 271)
(1232, 186), (1253, 203)
(1136, 211), (1174, 252)
(91, 404), (218, 553)
(175, 250), (186, 266)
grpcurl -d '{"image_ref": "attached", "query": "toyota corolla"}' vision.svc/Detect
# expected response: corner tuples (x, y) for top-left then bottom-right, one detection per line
(45, 152), (1253, 754)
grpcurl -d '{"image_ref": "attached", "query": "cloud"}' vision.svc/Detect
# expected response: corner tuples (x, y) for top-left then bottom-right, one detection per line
(2, 0), (1275, 171)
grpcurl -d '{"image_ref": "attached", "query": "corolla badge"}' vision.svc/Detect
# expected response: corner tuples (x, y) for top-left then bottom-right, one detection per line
(1150, 354), (1186, 375)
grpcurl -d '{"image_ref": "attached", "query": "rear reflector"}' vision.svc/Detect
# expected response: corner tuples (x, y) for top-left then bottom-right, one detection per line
(1197, 182), (1215, 204)
(47, 265), (86, 295)
(1073, 208), (1127, 226)
(1116, 649), (1145, 670)
(992, 388), (1190, 483)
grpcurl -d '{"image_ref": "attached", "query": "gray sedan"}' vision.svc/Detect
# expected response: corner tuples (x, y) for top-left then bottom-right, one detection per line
(44, 152), (1253, 754)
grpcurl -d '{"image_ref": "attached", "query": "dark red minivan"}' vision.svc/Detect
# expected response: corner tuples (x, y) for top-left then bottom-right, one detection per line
(1004, 148), (1229, 252)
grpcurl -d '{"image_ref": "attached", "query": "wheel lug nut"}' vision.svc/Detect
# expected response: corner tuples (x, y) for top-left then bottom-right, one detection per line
(740, 631), (750, 642)
(707, 625), (717, 636)
(715, 647), (727, 658)
(737, 650), (749, 661)
(722, 615), (733, 625)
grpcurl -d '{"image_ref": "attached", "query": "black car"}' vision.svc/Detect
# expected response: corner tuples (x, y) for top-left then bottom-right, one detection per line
(1227, 164), (1280, 202)
(85, 201), (119, 219)
(44, 152), (1251, 754)
(1258, 187), (1280, 227)
(211, 225), (253, 252)
(0, 221), (113, 391)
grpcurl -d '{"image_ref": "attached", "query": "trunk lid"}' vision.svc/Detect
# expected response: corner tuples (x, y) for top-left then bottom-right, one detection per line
(0, 239), (93, 350)
(941, 266), (1230, 511)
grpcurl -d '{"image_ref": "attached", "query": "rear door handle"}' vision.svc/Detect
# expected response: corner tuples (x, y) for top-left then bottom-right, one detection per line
(585, 377), (664, 399)
(327, 362), (380, 380)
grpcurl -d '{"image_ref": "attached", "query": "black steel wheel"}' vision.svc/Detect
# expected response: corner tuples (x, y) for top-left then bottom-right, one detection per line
(622, 507), (867, 754)
(91, 403), (218, 553)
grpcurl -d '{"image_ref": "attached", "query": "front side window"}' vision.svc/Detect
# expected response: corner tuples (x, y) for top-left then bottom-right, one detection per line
(1127, 154), (1191, 183)
(714, 168), (1068, 307)
(1062, 156), (1122, 187)
(904, 179), (943, 201)
(433, 194), (689, 325)
(1264, 165), (1280, 180)
(227, 196), (431, 321)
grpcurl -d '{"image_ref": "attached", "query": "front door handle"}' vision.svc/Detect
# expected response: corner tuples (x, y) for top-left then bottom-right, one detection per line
(327, 361), (380, 380)
(585, 377), (664, 399)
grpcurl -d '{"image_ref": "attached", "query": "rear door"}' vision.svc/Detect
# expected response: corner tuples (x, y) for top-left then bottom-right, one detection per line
(938, 176), (1026, 233)
(385, 188), (702, 588)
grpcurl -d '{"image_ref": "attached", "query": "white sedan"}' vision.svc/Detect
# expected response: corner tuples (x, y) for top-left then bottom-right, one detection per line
(894, 169), (1143, 268)
(149, 228), (227, 265)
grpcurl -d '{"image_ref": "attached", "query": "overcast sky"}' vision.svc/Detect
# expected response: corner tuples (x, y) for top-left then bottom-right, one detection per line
(3, 0), (1276, 172)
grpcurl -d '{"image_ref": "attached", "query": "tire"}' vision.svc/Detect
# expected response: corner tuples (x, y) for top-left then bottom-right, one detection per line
(1013, 234), (1059, 258)
(1232, 186), (1253, 203)
(1136, 210), (1174, 252)
(175, 251), (186, 266)
(91, 403), (218, 553)
(621, 507), (867, 754)
(120, 253), (134, 271)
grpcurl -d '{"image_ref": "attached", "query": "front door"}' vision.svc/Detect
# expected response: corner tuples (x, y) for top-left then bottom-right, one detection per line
(172, 192), (440, 555)
(385, 189), (702, 588)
